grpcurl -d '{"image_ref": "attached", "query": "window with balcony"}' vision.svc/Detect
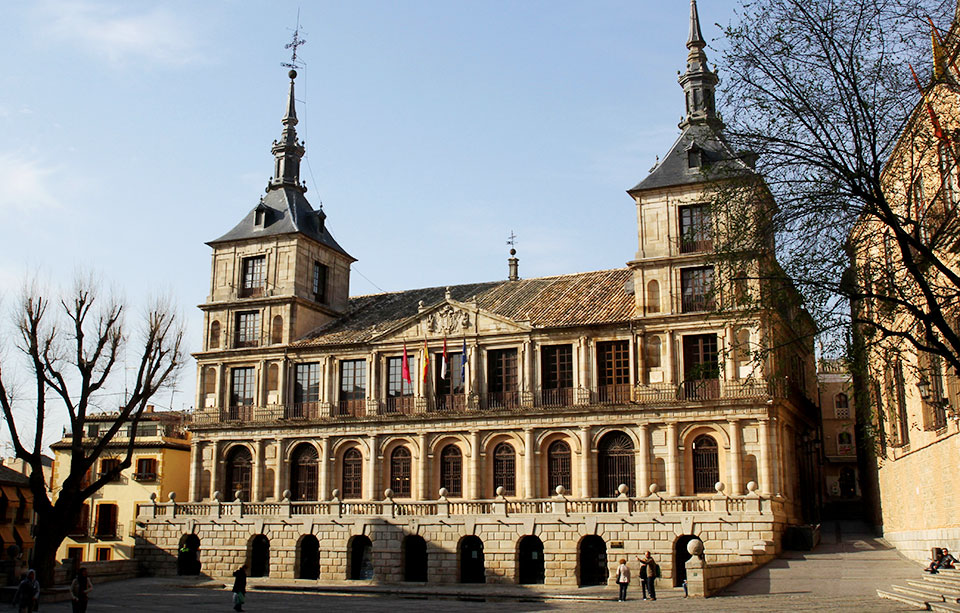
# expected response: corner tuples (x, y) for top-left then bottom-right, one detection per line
(682, 334), (719, 399)
(234, 311), (260, 348)
(681, 266), (714, 312)
(338, 359), (366, 417)
(596, 340), (630, 403)
(540, 345), (572, 407)
(837, 431), (854, 456)
(134, 458), (158, 482)
(834, 393), (850, 419)
(390, 446), (412, 498)
(692, 435), (719, 493)
(434, 353), (463, 411)
(292, 362), (321, 418)
(487, 349), (518, 409)
(313, 262), (328, 304)
(386, 356), (415, 414)
(240, 256), (266, 298)
(95, 503), (118, 538)
(99, 458), (122, 482)
(678, 204), (711, 253)
(229, 367), (256, 420)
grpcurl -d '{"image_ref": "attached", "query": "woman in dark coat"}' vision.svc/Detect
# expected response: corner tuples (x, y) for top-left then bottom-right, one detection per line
(232, 565), (247, 612)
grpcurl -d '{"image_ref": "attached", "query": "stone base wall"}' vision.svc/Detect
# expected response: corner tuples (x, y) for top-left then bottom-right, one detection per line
(882, 526), (960, 566)
(136, 511), (786, 586)
(53, 559), (140, 586)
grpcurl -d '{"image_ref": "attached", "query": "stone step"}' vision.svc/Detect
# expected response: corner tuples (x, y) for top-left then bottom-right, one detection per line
(907, 580), (960, 600)
(930, 602), (960, 613)
(923, 575), (960, 590)
(877, 589), (932, 610)
(894, 585), (946, 602)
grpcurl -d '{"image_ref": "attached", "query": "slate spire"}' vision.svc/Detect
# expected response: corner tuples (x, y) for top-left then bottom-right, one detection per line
(678, 0), (721, 129)
(269, 69), (306, 192)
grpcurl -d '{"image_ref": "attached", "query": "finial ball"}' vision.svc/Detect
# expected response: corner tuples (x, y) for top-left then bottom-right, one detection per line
(288, 69), (298, 80)
(510, 248), (516, 256)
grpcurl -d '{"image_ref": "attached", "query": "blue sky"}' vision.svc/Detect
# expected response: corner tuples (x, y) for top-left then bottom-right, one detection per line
(0, 0), (740, 447)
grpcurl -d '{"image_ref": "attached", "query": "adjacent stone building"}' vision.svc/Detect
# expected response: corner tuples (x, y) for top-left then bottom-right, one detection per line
(817, 361), (858, 518)
(138, 1), (819, 590)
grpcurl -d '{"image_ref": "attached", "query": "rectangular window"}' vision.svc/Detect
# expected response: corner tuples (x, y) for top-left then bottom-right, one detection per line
(940, 143), (960, 210)
(96, 547), (111, 561)
(99, 458), (121, 482)
(929, 355), (947, 431)
(894, 361), (910, 447)
(338, 359), (367, 417)
(540, 345), (573, 407)
(234, 311), (260, 348)
(434, 352), (464, 411)
(680, 266), (715, 312)
(294, 362), (321, 406)
(69, 504), (90, 537)
(386, 356), (415, 414)
(95, 503), (118, 538)
(134, 458), (158, 481)
(313, 262), (328, 303)
(678, 204), (712, 253)
(682, 333), (720, 399)
(486, 348), (518, 408)
(230, 367), (255, 420)
(240, 256), (266, 298)
(596, 340), (630, 403)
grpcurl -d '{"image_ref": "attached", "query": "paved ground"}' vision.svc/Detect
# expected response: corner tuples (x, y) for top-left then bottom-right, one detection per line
(41, 521), (923, 612)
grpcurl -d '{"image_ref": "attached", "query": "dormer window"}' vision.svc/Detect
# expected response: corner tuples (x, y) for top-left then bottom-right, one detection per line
(687, 145), (702, 169)
(254, 203), (269, 228)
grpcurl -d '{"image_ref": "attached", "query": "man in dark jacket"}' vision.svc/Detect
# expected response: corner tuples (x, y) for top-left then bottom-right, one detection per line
(232, 565), (247, 612)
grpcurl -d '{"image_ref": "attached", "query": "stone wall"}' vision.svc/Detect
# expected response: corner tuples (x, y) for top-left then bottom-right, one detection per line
(53, 559), (140, 586)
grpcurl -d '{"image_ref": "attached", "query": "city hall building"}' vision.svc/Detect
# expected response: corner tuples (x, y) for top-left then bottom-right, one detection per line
(137, 1), (819, 591)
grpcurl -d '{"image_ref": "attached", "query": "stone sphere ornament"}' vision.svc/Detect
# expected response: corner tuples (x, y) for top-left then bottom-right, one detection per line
(687, 538), (705, 556)
(213, 491), (222, 502)
(282, 489), (292, 501)
(384, 488), (394, 499)
(439, 487), (449, 498)
(331, 489), (340, 499)
(234, 490), (243, 502)
(168, 492), (176, 501)
(746, 481), (758, 493)
(649, 483), (659, 495)
(618, 483), (629, 495)
(555, 485), (566, 496)
(496, 486), (506, 497)
(715, 482), (725, 493)
(149, 492), (157, 502)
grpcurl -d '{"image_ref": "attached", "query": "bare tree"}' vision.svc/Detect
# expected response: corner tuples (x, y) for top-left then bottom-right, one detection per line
(0, 277), (183, 585)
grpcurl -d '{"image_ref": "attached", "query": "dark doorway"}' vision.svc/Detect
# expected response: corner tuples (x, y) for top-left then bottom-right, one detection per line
(459, 536), (485, 583)
(674, 535), (697, 587)
(177, 534), (201, 576)
(597, 431), (635, 497)
(578, 535), (607, 586)
(349, 535), (374, 580)
(250, 534), (270, 577)
(517, 535), (545, 585)
(839, 467), (856, 498)
(298, 534), (320, 580)
(402, 535), (428, 582)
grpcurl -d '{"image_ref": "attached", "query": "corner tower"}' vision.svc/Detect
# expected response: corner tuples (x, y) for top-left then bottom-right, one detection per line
(198, 69), (355, 373)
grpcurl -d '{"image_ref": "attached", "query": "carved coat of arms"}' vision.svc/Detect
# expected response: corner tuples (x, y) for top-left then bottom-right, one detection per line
(428, 305), (471, 335)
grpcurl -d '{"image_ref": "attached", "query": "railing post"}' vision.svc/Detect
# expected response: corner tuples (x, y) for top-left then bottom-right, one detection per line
(438, 488), (450, 517)
(493, 488), (508, 516)
(168, 492), (178, 518)
(552, 486), (568, 516)
(384, 489), (396, 519)
(283, 490), (293, 518)
(616, 485), (630, 515)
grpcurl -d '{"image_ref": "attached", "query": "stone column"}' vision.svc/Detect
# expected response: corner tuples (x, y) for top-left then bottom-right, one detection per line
(637, 424), (650, 496)
(522, 341), (533, 393)
(470, 430), (482, 499)
(418, 432), (429, 500)
(188, 442), (201, 502)
(759, 418), (774, 496)
(470, 345), (479, 395)
(209, 440), (221, 499)
(277, 359), (287, 406)
(666, 331), (676, 385)
(319, 437), (331, 500)
(728, 419), (743, 495)
(273, 440), (285, 500)
(252, 439), (266, 501)
(666, 422), (679, 496)
(258, 360), (268, 406)
(524, 428), (536, 498)
(628, 335), (637, 387)
(579, 426), (592, 498)
(724, 326), (736, 382)
(366, 434), (379, 500)
(579, 337), (589, 393)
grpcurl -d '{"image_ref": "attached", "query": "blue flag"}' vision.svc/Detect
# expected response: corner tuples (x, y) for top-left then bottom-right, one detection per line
(461, 338), (467, 382)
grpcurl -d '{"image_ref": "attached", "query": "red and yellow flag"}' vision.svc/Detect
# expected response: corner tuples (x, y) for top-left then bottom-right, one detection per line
(402, 342), (411, 385)
(421, 340), (430, 383)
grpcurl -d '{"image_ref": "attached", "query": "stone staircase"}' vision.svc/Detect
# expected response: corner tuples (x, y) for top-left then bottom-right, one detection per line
(878, 568), (960, 611)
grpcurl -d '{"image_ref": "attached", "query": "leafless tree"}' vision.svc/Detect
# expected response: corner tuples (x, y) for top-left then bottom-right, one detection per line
(0, 277), (183, 585)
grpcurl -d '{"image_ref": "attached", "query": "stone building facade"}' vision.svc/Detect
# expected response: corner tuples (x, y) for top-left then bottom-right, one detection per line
(137, 1), (819, 590)
(817, 361), (859, 517)
(851, 4), (960, 563)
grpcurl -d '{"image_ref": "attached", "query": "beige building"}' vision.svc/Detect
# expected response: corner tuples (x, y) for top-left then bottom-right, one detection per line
(138, 2), (819, 591)
(817, 361), (858, 516)
(51, 409), (190, 564)
(850, 6), (960, 562)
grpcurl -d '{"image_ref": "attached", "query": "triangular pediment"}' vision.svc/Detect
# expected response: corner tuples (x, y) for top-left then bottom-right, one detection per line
(371, 296), (531, 344)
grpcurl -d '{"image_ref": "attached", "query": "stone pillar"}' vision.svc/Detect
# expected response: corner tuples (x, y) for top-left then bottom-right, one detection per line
(524, 428), (536, 498)
(277, 359), (287, 406)
(628, 335), (637, 387)
(258, 360), (268, 406)
(579, 336), (589, 393)
(419, 432), (430, 500)
(666, 331), (676, 384)
(724, 326), (736, 382)
(253, 439), (266, 501)
(273, 440), (285, 500)
(684, 539), (707, 597)
(638, 423), (650, 496)
(209, 440), (221, 499)
(728, 419), (743, 495)
(579, 426), (592, 498)
(470, 430), (482, 499)
(319, 436), (331, 500)
(470, 345), (480, 395)
(666, 422), (679, 497)
(366, 434), (379, 500)
(759, 418), (774, 496)
(189, 442), (202, 502)
(368, 351), (378, 401)
(522, 341), (533, 393)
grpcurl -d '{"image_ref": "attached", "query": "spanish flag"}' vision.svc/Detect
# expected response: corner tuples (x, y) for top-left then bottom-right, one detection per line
(421, 340), (430, 383)
(440, 337), (448, 379)
(402, 342), (411, 385)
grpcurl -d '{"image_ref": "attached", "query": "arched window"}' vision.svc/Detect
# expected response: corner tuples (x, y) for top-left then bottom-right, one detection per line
(209, 320), (221, 349)
(597, 432), (634, 497)
(342, 448), (363, 499)
(692, 435), (719, 494)
(203, 367), (216, 397)
(645, 336), (661, 369)
(290, 444), (319, 501)
(492, 443), (515, 496)
(390, 446), (412, 498)
(837, 431), (854, 455)
(735, 328), (751, 366)
(224, 446), (252, 501)
(271, 315), (283, 344)
(835, 393), (850, 419)
(440, 445), (462, 497)
(547, 440), (571, 493)
(267, 363), (279, 393)
(646, 280), (660, 314)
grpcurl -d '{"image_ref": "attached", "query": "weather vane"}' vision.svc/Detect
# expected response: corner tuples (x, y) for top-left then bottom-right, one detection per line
(506, 231), (517, 248)
(282, 10), (307, 70)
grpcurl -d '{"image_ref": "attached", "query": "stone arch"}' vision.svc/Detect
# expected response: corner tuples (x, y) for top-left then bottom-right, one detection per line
(673, 534), (701, 587)
(681, 425), (728, 496)
(289, 443), (320, 501)
(402, 534), (428, 582)
(458, 535), (485, 583)
(596, 430), (635, 497)
(296, 533), (320, 579)
(248, 533), (270, 577)
(347, 534), (374, 580)
(646, 279), (660, 314)
(591, 426), (640, 451)
(577, 534), (608, 587)
(283, 439), (322, 462)
(430, 435), (470, 497)
(482, 432), (524, 498)
(535, 429), (581, 454)
(517, 534), (545, 584)
(223, 445), (254, 502)
(678, 422), (730, 449)
(177, 533), (201, 576)
(538, 431), (578, 496)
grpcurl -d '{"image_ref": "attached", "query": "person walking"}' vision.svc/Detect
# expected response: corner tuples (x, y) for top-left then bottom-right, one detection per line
(70, 567), (93, 613)
(640, 551), (658, 601)
(636, 555), (648, 600)
(615, 558), (631, 602)
(15, 569), (40, 613)
(232, 565), (247, 612)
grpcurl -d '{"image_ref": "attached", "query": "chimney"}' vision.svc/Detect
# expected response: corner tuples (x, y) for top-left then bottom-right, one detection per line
(508, 248), (519, 281)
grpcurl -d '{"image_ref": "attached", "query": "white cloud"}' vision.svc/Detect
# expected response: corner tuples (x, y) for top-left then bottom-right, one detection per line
(0, 153), (61, 213)
(37, 1), (203, 67)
